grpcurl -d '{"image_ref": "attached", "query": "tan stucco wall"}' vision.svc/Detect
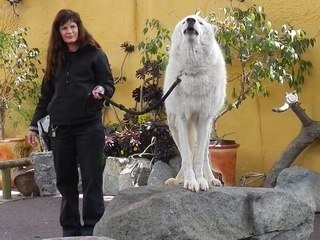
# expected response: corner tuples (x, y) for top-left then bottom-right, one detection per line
(1, 0), (320, 184)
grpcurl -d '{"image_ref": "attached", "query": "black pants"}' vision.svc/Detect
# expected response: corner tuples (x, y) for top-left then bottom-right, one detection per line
(51, 119), (105, 237)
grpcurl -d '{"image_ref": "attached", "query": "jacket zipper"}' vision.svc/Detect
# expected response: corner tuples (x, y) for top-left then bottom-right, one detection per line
(66, 71), (70, 84)
(66, 57), (71, 84)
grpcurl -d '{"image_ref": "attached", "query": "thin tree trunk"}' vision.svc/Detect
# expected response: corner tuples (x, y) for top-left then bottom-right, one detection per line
(0, 109), (5, 140)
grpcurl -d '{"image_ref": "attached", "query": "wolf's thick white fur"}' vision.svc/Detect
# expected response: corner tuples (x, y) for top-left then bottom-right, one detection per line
(164, 15), (227, 192)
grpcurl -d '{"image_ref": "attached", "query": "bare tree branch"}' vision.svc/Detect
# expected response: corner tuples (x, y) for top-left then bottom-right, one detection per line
(264, 92), (320, 187)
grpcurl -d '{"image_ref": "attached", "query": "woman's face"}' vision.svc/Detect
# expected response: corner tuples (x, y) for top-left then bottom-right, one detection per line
(59, 20), (79, 50)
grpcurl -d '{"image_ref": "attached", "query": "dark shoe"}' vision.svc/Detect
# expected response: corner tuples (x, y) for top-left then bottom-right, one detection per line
(81, 225), (94, 236)
(63, 227), (82, 237)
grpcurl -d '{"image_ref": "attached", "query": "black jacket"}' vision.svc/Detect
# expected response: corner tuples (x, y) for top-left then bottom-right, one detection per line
(30, 44), (115, 129)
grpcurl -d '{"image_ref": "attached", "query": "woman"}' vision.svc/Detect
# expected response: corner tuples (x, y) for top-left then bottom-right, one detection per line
(27, 9), (115, 237)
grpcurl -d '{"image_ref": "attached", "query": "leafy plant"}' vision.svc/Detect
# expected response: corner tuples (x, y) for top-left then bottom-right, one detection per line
(138, 19), (171, 68)
(104, 121), (177, 162)
(104, 125), (141, 157)
(0, 27), (41, 139)
(114, 41), (135, 84)
(109, 20), (170, 125)
(104, 19), (176, 160)
(130, 18), (171, 122)
(139, 120), (177, 162)
(206, 1), (315, 138)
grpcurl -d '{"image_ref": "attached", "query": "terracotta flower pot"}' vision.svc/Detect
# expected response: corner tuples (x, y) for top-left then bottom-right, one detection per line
(209, 140), (240, 186)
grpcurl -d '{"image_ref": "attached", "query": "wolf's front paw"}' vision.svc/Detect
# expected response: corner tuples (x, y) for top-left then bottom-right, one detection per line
(209, 177), (222, 186)
(197, 177), (209, 191)
(184, 179), (200, 192)
(165, 177), (183, 186)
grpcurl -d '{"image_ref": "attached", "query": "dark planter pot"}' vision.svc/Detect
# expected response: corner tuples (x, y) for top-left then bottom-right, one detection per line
(13, 165), (40, 196)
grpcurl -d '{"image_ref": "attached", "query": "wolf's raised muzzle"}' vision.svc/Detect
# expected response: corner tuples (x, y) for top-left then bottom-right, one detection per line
(184, 18), (199, 35)
(187, 17), (196, 24)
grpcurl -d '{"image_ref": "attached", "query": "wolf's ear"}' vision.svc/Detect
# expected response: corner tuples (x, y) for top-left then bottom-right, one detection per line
(212, 25), (218, 35)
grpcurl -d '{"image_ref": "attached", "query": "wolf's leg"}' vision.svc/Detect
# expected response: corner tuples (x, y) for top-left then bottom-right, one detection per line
(204, 148), (222, 186)
(165, 114), (184, 186)
(203, 124), (222, 187)
(176, 117), (198, 192)
(193, 116), (212, 191)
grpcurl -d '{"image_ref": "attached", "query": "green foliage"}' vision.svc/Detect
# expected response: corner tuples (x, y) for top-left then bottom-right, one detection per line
(138, 19), (171, 69)
(9, 79), (41, 130)
(137, 113), (152, 124)
(0, 27), (41, 139)
(206, 4), (315, 115)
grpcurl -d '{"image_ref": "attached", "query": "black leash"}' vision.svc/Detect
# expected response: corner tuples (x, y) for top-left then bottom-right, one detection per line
(98, 76), (182, 115)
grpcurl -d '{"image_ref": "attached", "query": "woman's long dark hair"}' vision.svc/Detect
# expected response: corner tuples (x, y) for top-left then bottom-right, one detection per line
(44, 9), (101, 80)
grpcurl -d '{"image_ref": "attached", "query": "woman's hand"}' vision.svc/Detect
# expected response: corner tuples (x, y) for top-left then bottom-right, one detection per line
(91, 85), (105, 100)
(27, 131), (38, 148)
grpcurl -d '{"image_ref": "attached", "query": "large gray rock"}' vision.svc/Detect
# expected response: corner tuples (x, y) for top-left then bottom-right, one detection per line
(31, 151), (58, 196)
(103, 157), (154, 195)
(102, 157), (136, 195)
(275, 166), (320, 213)
(147, 160), (176, 186)
(167, 155), (181, 174)
(44, 237), (114, 240)
(94, 186), (314, 240)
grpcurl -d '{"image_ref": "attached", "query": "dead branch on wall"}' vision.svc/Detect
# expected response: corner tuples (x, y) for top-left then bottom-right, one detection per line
(264, 92), (320, 187)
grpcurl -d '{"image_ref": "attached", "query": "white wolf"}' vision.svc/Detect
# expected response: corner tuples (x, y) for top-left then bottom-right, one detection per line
(164, 15), (227, 192)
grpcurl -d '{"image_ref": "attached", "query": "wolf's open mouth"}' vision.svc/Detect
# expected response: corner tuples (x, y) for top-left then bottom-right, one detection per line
(183, 27), (199, 35)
